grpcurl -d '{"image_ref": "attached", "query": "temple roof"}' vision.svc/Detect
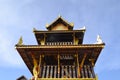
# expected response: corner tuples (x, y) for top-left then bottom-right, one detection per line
(15, 16), (105, 77)
(46, 16), (74, 30)
(15, 43), (105, 74)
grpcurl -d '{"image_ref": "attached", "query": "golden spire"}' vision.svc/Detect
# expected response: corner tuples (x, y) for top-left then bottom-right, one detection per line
(17, 36), (23, 45)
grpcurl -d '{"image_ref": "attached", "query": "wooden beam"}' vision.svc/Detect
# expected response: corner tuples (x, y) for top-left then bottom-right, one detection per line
(73, 32), (75, 45)
(80, 53), (87, 67)
(58, 53), (60, 78)
(43, 33), (46, 45)
(80, 53), (87, 78)
(38, 55), (41, 78)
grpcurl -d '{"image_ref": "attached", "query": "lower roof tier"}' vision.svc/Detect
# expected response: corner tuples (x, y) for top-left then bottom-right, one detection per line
(15, 44), (105, 74)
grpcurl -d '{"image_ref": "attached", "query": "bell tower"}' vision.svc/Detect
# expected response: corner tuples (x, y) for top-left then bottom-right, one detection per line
(15, 16), (105, 80)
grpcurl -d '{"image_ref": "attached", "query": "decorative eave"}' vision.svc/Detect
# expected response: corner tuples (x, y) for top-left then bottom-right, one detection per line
(15, 43), (105, 49)
(45, 16), (74, 30)
(33, 29), (86, 33)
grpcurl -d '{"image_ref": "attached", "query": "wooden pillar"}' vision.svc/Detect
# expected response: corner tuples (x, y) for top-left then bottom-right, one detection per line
(73, 32), (75, 45)
(38, 55), (42, 78)
(58, 53), (60, 78)
(44, 33), (46, 45)
(76, 53), (80, 78)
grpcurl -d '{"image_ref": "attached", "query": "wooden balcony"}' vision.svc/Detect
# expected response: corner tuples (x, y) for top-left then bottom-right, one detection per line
(39, 65), (95, 79)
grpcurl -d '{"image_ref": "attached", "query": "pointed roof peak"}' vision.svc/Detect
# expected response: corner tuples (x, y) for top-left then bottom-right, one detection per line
(46, 16), (74, 30)
(17, 36), (23, 45)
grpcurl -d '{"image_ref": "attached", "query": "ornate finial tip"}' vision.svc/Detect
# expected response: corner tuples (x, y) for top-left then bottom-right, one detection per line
(58, 14), (61, 18)
(33, 27), (36, 32)
(46, 24), (49, 28)
(80, 26), (86, 30)
(83, 26), (86, 29)
(96, 35), (103, 44)
(17, 36), (23, 45)
(70, 22), (74, 26)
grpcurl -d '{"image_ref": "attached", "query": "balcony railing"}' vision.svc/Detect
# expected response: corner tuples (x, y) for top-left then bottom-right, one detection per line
(39, 65), (95, 78)
(37, 78), (96, 80)
(46, 42), (73, 46)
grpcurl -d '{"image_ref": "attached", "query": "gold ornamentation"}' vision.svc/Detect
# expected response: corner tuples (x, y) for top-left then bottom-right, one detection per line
(17, 36), (23, 45)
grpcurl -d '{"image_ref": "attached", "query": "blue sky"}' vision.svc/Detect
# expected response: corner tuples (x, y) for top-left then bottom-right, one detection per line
(0, 0), (120, 80)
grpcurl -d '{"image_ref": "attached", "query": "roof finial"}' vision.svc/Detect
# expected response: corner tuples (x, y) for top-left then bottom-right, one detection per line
(80, 26), (86, 30)
(82, 26), (86, 29)
(96, 35), (103, 44)
(58, 14), (61, 18)
(33, 27), (36, 32)
(46, 23), (49, 28)
(70, 22), (74, 26)
(17, 36), (23, 45)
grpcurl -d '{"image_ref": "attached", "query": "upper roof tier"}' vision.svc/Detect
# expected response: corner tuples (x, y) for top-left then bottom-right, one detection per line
(45, 16), (74, 31)
(33, 16), (86, 45)
(33, 29), (86, 45)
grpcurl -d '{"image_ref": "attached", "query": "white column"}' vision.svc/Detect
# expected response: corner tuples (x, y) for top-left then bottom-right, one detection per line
(84, 65), (88, 78)
(88, 65), (92, 78)
(50, 66), (53, 78)
(46, 66), (50, 78)
(42, 66), (46, 78)
(69, 66), (72, 78)
(61, 66), (64, 78)
(81, 67), (84, 78)
(73, 66), (76, 78)
(54, 66), (57, 78)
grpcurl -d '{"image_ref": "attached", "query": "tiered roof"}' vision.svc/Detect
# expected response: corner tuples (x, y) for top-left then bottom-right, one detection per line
(15, 16), (105, 75)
